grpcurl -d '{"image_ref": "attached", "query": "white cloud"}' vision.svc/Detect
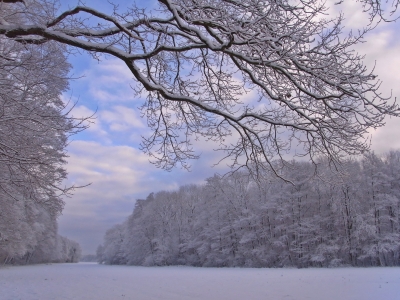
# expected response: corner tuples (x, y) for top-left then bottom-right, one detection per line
(100, 105), (145, 132)
(85, 59), (139, 103)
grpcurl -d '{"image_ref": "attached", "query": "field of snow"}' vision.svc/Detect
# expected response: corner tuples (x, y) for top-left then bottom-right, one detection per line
(1, 263), (399, 300)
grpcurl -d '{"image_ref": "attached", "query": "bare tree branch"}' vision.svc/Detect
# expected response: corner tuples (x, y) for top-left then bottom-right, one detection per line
(1, 0), (398, 179)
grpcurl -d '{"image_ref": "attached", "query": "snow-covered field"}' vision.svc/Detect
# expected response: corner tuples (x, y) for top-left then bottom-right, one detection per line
(1, 263), (399, 300)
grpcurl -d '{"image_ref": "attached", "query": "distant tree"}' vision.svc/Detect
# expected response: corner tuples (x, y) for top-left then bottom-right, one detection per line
(1, 0), (398, 177)
(96, 244), (105, 264)
(80, 254), (97, 262)
(100, 152), (400, 268)
(101, 224), (127, 265)
(52, 235), (82, 263)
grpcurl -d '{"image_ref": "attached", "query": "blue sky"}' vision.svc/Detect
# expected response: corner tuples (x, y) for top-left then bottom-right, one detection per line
(56, 0), (400, 254)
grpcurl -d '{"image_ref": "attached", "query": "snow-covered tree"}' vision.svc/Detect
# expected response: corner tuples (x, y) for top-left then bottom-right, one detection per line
(99, 151), (400, 268)
(1, 0), (398, 176)
(0, 4), (86, 264)
(99, 224), (127, 265)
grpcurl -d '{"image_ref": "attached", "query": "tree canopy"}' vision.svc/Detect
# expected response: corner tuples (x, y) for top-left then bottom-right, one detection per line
(0, 0), (399, 177)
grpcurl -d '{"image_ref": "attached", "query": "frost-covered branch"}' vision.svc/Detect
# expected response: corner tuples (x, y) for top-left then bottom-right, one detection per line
(1, 0), (398, 178)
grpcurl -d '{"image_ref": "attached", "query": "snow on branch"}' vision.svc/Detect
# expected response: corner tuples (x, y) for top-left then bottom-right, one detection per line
(1, 0), (398, 178)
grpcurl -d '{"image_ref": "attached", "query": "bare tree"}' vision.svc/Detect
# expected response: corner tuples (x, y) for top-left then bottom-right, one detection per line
(356, 0), (400, 22)
(0, 0), (398, 178)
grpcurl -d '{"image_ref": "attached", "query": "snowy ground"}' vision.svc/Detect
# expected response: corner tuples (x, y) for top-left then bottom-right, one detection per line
(1, 263), (400, 300)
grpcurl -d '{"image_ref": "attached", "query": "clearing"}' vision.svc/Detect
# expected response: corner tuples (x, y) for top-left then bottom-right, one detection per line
(1, 263), (399, 300)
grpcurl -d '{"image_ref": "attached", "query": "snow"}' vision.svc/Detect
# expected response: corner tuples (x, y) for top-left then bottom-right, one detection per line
(1, 263), (400, 300)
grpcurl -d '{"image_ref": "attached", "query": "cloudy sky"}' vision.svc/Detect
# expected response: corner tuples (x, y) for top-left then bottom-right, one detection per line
(57, 0), (400, 254)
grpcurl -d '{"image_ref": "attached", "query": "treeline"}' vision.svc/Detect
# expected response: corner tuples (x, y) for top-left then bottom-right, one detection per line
(0, 3), (83, 264)
(0, 187), (81, 264)
(80, 254), (98, 262)
(98, 152), (400, 267)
